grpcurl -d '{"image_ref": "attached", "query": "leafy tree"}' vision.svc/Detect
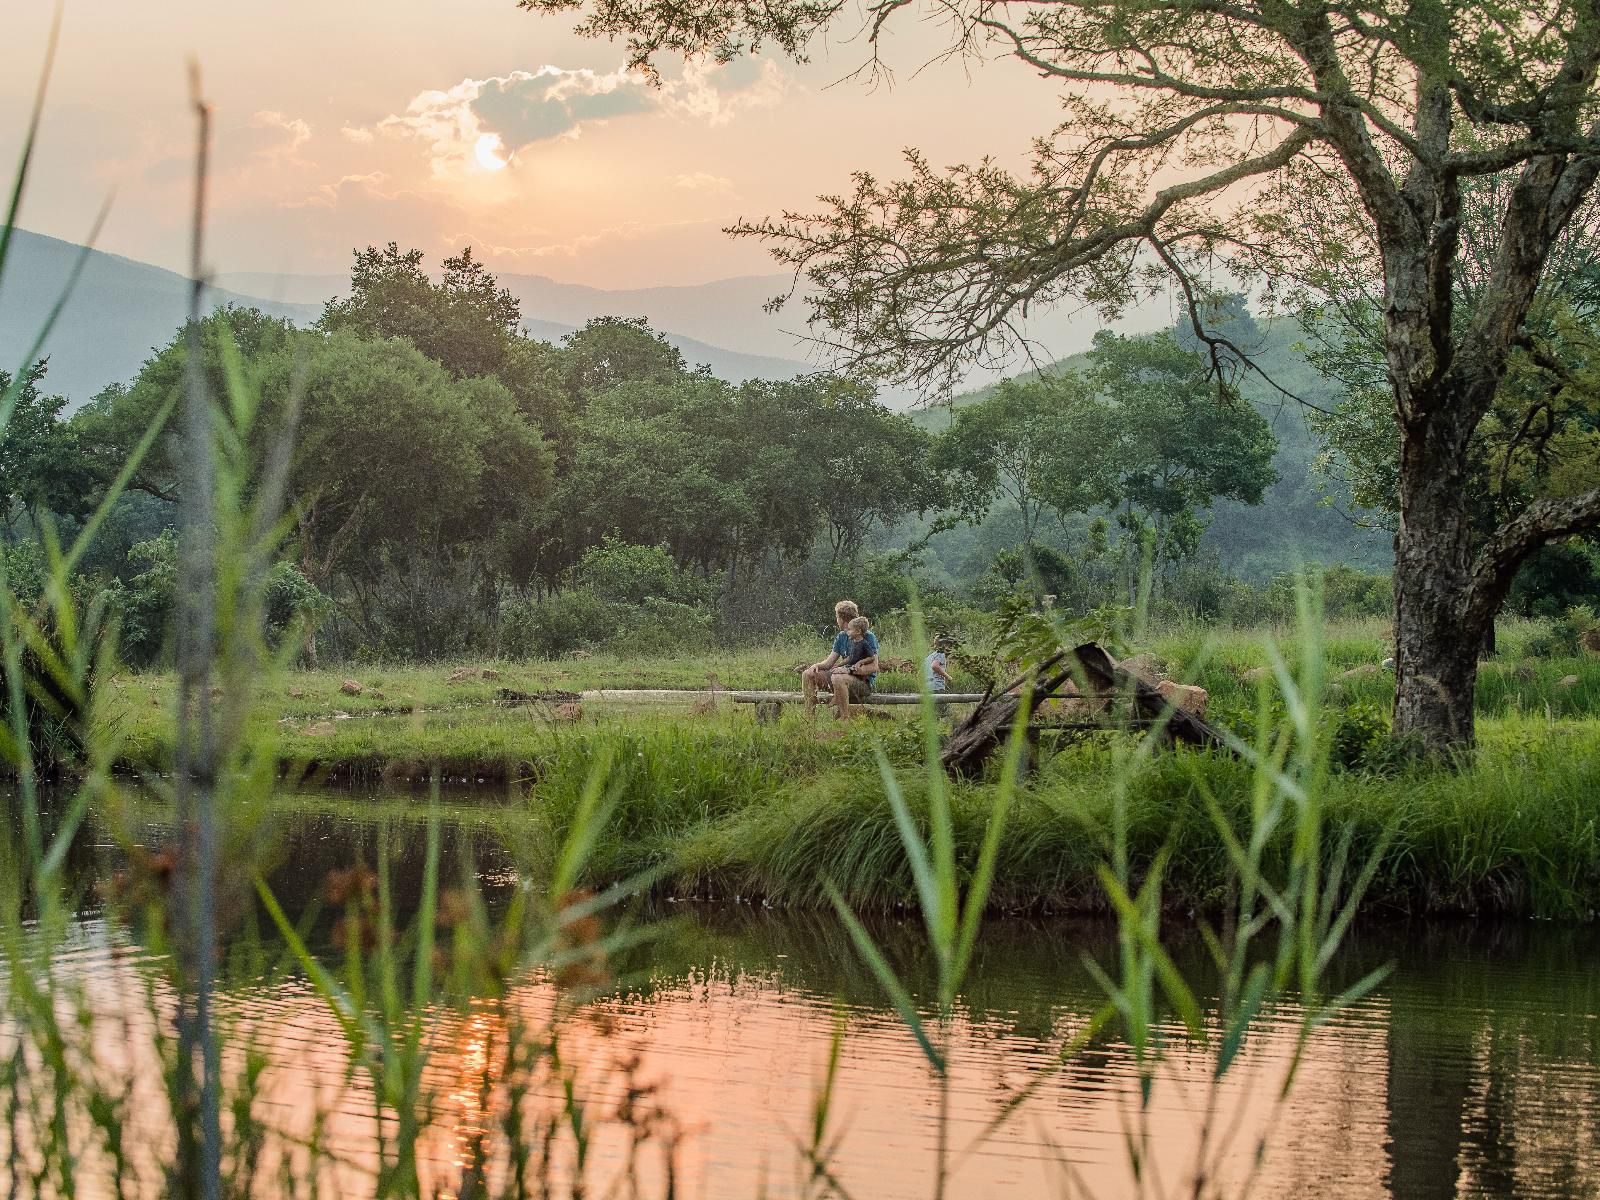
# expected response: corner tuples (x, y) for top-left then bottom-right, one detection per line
(76, 312), (555, 645)
(1308, 178), (1600, 634)
(559, 316), (688, 398)
(791, 377), (945, 563)
(932, 375), (1107, 547)
(570, 536), (715, 606)
(525, 0), (1600, 750)
(0, 361), (96, 525)
(102, 530), (328, 667)
(1082, 331), (1278, 583)
(563, 373), (752, 575)
(70, 306), (297, 504)
(257, 329), (552, 593)
(320, 243), (523, 381)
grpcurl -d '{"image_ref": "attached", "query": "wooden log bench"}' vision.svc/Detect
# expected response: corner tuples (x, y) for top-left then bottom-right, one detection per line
(576, 688), (986, 722)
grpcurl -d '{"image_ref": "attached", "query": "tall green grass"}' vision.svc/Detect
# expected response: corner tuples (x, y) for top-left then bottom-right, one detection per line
(5, 34), (1598, 1200)
(1, 64), (671, 1200)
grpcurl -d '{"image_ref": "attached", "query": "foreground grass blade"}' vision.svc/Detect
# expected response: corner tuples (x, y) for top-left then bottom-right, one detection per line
(825, 881), (944, 1073)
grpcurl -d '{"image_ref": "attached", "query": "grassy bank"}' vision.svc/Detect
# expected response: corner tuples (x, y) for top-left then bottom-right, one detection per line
(102, 617), (1600, 777)
(91, 619), (1600, 920)
(147, 703), (1600, 922)
(496, 713), (1600, 921)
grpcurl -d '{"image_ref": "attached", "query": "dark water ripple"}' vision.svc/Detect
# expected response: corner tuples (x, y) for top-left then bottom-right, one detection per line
(4, 794), (1599, 1198)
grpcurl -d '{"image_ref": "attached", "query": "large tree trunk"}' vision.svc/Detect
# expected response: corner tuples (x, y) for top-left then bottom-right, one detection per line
(1391, 410), (1484, 752)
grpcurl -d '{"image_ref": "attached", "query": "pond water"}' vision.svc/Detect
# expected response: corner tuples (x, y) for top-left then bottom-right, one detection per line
(11, 791), (1600, 1199)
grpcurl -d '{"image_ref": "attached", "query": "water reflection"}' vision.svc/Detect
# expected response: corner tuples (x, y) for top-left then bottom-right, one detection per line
(7, 791), (1600, 1198)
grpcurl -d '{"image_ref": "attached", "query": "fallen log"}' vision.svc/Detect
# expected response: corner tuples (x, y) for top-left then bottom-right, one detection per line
(576, 688), (986, 706)
(940, 642), (1233, 778)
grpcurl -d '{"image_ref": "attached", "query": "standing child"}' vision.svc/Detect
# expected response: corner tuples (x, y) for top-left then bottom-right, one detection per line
(923, 635), (955, 693)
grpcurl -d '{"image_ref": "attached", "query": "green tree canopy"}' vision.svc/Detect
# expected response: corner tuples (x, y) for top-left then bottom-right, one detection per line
(932, 375), (1103, 547)
(320, 243), (522, 381)
(522, 0), (1600, 750)
(0, 361), (97, 525)
(71, 310), (554, 595)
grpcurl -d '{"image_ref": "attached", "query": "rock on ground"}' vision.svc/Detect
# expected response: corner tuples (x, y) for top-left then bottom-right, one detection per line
(1156, 680), (1209, 717)
(1118, 653), (1169, 684)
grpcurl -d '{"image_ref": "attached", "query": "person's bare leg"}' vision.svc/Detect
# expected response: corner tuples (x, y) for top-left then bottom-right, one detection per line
(831, 673), (853, 721)
(802, 666), (821, 716)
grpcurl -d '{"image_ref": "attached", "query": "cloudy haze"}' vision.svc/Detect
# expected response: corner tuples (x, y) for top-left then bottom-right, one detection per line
(0, 1), (1065, 291)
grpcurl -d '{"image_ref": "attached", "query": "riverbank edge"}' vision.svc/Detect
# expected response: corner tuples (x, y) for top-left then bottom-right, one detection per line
(88, 711), (1600, 925)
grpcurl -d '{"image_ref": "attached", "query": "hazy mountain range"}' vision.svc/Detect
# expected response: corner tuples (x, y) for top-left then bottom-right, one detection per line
(0, 230), (840, 406)
(3, 229), (1147, 409)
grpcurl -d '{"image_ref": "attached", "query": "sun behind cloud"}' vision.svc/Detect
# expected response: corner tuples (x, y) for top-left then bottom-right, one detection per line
(474, 132), (509, 171)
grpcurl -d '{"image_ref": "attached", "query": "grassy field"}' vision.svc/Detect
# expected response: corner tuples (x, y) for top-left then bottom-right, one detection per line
(91, 617), (1600, 921)
(103, 616), (1600, 774)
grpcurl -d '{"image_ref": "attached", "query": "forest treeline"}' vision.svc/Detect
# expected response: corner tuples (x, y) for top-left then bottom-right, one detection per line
(1, 243), (1589, 664)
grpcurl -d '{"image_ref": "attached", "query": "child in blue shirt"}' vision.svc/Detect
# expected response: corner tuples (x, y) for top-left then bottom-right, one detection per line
(833, 616), (879, 689)
(923, 635), (955, 693)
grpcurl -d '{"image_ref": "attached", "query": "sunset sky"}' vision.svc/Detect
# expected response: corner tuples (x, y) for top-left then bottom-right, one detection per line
(1, 1), (1056, 289)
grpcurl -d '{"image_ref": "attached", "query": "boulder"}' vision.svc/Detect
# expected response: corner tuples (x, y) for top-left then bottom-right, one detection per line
(1240, 666), (1270, 684)
(1050, 678), (1110, 716)
(339, 678), (363, 696)
(552, 702), (584, 721)
(1557, 674), (1581, 689)
(287, 686), (305, 699)
(1119, 652), (1168, 684)
(302, 721), (337, 737)
(1156, 680), (1209, 717)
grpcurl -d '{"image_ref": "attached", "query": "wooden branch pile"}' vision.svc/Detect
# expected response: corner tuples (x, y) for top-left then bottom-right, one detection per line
(939, 642), (1234, 778)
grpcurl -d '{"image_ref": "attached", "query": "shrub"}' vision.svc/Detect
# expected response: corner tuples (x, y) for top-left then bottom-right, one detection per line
(1329, 702), (1398, 773)
(500, 586), (622, 658)
(0, 540), (47, 608)
(102, 531), (327, 667)
(570, 537), (714, 607)
(100, 531), (178, 666)
(1525, 604), (1597, 659)
(608, 597), (716, 656)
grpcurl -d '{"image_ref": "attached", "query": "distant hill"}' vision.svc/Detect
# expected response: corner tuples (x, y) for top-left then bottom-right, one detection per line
(0, 230), (319, 405)
(1, 230), (826, 405)
(219, 267), (808, 360)
(909, 318), (1390, 577)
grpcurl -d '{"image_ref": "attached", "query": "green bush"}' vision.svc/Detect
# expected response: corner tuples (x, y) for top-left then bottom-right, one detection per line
(608, 597), (716, 656)
(102, 530), (327, 666)
(1525, 604), (1597, 659)
(570, 537), (715, 607)
(0, 540), (47, 609)
(1329, 701), (1397, 773)
(501, 587), (717, 659)
(500, 586), (621, 658)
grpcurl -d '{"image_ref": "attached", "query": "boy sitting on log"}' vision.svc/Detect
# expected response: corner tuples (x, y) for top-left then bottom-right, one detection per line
(800, 600), (879, 719)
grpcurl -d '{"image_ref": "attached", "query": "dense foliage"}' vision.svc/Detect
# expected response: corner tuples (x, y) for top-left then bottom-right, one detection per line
(0, 243), (1326, 662)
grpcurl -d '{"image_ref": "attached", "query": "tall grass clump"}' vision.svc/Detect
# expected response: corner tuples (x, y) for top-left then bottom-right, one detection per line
(1, 64), (674, 1200)
(791, 587), (1393, 1198)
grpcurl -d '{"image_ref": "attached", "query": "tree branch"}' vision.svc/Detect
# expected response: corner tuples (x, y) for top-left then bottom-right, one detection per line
(1465, 487), (1600, 633)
